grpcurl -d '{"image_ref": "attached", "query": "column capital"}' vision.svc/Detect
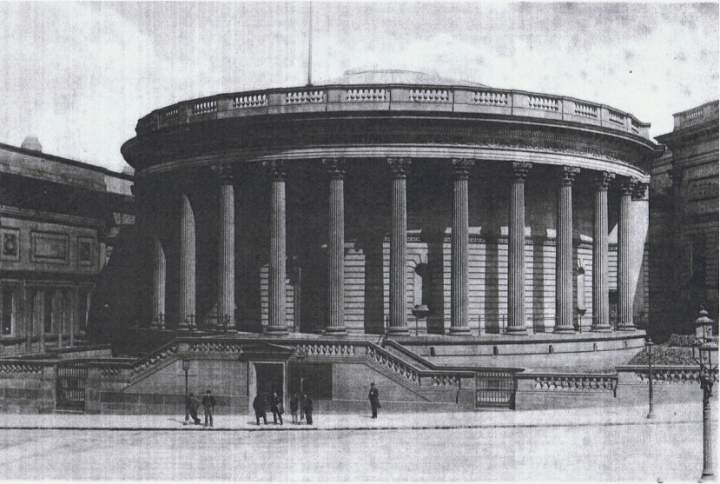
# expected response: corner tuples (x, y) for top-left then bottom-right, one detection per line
(617, 177), (636, 195)
(632, 181), (648, 201)
(451, 158), (475, 179)
(210, 162), (235, 183)
(558, 166), (580, 186)
(322, 158), (347, 179)
(263, 160), (287, 180)
(593, 171), (615, 191)
(511, 162), (533, 180)
(387, 157), (412, 178)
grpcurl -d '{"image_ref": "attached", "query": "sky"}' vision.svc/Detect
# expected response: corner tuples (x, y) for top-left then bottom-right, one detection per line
(0, 1), (717, 172)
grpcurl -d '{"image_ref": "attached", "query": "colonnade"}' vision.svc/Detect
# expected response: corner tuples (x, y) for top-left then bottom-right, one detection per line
(150, 158), (646, 335)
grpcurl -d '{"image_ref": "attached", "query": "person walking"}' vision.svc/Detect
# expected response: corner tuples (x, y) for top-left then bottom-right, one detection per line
(368, 382), (381, 419)
(253, 393), (267, 425)
(202, 389), (216, 428)
(302, 393), (313, 425)
(270, 391), (284, 425)
(185, 392), (201, 425)
(289, 393), (299, 424)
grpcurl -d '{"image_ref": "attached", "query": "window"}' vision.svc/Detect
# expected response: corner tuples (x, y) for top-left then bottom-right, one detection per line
(1, 289), (13, 336)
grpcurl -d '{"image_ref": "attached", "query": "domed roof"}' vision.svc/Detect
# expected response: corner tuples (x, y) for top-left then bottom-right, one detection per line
(321, 69), (489, 88)
(21, 135), (42, 152)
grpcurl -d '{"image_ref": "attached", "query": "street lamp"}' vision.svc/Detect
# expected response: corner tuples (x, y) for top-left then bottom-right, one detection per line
(182, 359), (190, 424)
(645, 336), (654, 419)
(691, 308), (718, 482)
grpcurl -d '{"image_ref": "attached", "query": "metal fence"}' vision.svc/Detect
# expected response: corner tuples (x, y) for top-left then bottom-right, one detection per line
(475, 371), (516, 409)
(56, 361), (88, 411)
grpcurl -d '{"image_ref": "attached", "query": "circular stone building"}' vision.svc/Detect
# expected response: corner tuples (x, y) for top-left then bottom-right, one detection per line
(121, 70), (662, 358)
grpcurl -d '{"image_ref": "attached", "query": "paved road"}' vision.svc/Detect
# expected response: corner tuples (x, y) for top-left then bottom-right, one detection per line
(0, 420), (704, 480)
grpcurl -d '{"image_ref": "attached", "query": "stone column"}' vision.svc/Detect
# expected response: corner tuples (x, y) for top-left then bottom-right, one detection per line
(592, 171), (614, 332)
(37, 290), (45, 353)
(323, 158), (346, 334)
(618, 178), (636, 330)
(24, 285), (32, 352)
(265, 160), (288, 335)
(555, 166), (580, 333)
(179, 192), (196, 330)
(69, 288), (76, 347)
(213, 163), (236, 331)
(388, 158), (411, 335)
(450, 158), (474, 334)
(508, 162), (532, 335)
(55, 289), (63, 347)
(152, 238), (166, 328)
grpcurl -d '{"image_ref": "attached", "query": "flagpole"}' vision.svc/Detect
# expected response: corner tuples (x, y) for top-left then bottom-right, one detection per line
(307, 1), (313, 86)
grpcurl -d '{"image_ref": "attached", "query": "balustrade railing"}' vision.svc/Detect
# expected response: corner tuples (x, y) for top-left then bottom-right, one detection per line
(524, 373), (618, 393)
(137, 84), (650, 139)
(472, 90), (508, 106)
(345, 88), (387, 102)
(528, 95), (560, 112)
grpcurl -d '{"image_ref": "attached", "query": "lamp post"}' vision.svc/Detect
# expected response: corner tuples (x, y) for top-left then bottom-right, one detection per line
(645, 336), (654, 419)
(182, 359), (190, 424)
(692, 308), (718, 482)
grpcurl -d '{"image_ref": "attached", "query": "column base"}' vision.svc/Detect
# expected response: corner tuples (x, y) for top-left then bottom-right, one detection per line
(553, 327), (576, 334)
(591, 324), (613, 333)
(323, 327), (347, 335)
(617, 324), (636, 331)
(449, 327), (471, 335)
(388, 327), (409, 335)
(264, 326), (289, 336)
(506, 327), (528, 336)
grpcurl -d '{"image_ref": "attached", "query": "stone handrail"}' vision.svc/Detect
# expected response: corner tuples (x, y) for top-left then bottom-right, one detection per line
(617, 364), (719, 384)
(673, 101), (718, 130)
(135, 84), (651, 139)
(517, 372), (618, 393)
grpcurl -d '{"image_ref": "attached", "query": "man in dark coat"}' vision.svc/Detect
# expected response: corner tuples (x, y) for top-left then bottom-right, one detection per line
(202, 389), (216, 428)
(368, 382), (380, 418)
(270, 391), (284, 425)
(301, 393), (313, 425)
(253, 393), (267, 425)
(185, 392), (201, 425)
(289, 393), (299, 424)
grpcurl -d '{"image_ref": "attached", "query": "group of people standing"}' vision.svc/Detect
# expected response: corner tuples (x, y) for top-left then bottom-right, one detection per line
(184, 390), (216, 427)
(184, 382), (381, 428)
(253, 391), (314, 425)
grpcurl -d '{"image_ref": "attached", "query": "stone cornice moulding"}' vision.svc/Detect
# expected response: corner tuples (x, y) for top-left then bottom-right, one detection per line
(135, 144), (650, 183)
(0, 204), (106, 230)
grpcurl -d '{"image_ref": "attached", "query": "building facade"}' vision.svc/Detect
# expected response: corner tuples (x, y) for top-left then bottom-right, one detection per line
(653, 101), (719, 335)
(0, 138), (134, 356)
(121, 71), (660, 339)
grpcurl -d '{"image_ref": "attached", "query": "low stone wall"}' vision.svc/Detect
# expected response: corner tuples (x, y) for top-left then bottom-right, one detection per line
(0, 361), (56, 413)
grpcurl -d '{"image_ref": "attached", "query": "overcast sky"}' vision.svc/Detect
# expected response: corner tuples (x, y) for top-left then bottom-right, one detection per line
(1, 1), (717, 172)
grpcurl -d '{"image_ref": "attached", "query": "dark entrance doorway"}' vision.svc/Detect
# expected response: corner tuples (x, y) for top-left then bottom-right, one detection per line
(255, 363), (284, 405)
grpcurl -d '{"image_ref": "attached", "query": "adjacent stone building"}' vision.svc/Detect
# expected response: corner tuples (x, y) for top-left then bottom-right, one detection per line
(0, 138), (134, 356)
(652, 101), (719, 335)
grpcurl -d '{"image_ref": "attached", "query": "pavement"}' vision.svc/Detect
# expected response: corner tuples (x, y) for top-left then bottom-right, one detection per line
(0, 401), (706, 431)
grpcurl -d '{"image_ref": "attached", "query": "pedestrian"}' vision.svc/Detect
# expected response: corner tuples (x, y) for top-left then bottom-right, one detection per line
(187, 392), (201, 425)
(271, 391), (284, 425)
(202, 389), (216, 428)
(302, 393), (313, 425)
(289, 393), (299, 424)
(368, 382), (381, 418)
(253, 392), (267, 425)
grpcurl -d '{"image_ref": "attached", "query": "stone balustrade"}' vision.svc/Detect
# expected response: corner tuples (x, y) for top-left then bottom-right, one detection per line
(135, 84), (651, 139)
(673, 101), (719, 130)
(522, 373), (618, 393)
(617, 364), (719, 385)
